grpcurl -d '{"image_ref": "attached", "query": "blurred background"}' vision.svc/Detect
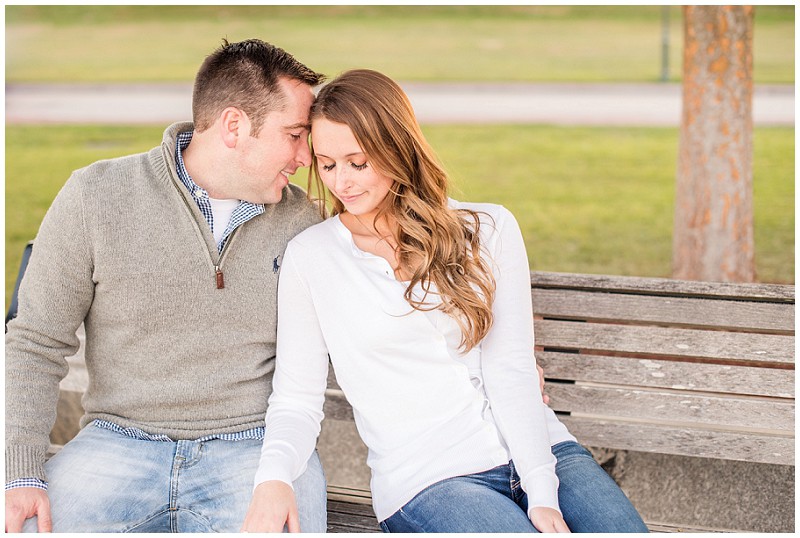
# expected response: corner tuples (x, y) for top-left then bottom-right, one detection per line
(5, 5), (795, 308)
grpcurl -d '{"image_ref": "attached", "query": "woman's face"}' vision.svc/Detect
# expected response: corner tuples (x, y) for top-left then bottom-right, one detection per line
(311, 118), (393, 218)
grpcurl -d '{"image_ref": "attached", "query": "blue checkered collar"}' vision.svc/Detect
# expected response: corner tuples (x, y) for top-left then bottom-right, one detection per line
(175, 131), (214, 201)
(174, 131), (265, 252)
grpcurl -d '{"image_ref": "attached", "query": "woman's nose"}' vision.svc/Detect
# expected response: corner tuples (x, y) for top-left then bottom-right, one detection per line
(334, 166), (350, 191)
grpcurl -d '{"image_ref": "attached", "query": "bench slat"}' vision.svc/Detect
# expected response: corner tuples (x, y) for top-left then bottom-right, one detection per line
(327, 500), (379, 532)
(535, 319), (794, 365)
(559, 415), (795, 466)
(327, 383), (796, 441)
(533, 288), (794, 333)
(548, 384), (794, 432)
(537, 351), (795, 398)
(531, 271), (795, 303)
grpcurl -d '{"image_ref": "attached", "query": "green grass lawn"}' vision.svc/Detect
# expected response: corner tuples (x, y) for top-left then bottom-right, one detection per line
(5, 124), (793, 309)
(5, 5), (794, 83)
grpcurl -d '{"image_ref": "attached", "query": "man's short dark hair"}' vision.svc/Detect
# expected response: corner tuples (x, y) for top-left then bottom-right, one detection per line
(192, 39), (325, 134)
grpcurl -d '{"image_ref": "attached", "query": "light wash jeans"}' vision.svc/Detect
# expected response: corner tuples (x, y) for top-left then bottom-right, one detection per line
(22, 423), (327, 533)
(380, 441), (648, 533)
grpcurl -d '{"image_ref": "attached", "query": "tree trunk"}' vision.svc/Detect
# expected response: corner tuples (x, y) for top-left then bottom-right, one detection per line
(672, 6), (755, 282)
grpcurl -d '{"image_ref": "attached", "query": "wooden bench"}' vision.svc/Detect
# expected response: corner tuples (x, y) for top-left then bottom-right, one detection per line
(531, 272), (794, 466)
(8, 256), (794, 532)
(318, 271), (795, 532)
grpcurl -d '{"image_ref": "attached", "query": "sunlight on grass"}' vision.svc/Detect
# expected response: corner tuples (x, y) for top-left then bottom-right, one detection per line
(6, 124), (793, 308)
(5, 6), (794, 83)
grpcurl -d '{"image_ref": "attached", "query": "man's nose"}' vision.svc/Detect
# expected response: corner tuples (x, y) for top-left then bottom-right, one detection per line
(296, 140), (312, 168)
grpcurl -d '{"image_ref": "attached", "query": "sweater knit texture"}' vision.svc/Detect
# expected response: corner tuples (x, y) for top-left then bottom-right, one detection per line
(5, 122), (321, 483)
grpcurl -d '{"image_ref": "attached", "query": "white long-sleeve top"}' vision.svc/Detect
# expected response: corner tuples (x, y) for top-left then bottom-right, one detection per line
(254, 200), (575, 522)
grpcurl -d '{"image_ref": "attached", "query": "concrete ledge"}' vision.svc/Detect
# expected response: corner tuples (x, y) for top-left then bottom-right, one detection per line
(606, 449), (795, 533)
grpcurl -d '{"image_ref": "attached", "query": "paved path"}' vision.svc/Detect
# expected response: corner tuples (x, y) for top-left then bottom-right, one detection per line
(6, 82), (794, 126)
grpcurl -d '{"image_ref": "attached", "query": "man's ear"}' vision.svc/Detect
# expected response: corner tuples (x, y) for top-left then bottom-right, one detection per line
(218, 107), (250, 149)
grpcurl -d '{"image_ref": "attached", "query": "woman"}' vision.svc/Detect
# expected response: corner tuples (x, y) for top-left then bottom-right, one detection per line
(242, 69), (648, 533)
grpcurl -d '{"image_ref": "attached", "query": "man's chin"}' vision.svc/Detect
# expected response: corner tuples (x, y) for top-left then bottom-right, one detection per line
(261, 188), (286, 205)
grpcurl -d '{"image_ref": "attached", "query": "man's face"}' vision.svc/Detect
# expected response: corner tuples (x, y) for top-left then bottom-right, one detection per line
(235, 77), (315, 204)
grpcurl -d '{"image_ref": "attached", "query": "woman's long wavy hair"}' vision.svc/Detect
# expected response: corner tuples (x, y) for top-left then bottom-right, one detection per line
(309, 69), (495, 352)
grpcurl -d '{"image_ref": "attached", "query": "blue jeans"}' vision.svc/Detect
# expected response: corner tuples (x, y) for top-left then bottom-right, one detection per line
(380, 441), (648, 533)
(22, 423), (327, 533)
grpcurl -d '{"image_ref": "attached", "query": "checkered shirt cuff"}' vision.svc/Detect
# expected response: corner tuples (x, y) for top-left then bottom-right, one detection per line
(5, 478), (48, 491)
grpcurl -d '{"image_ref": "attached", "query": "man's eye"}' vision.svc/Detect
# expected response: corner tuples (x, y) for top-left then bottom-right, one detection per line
(290, 134), (302, 141)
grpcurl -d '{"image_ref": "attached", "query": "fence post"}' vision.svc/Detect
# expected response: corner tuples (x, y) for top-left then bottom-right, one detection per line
(661, 6), (670, 82)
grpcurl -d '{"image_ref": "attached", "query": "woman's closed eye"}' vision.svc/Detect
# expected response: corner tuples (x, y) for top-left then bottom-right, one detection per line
(320, 162), (368, 172)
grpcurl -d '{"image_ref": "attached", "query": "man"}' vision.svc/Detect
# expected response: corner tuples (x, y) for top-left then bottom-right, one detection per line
(5, 39), (327, 533)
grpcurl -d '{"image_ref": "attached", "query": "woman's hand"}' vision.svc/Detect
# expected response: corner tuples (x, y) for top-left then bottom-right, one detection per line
(530, 506), (571, 533)
(537, 363), (550, 405)
(241, 480), (300, 533)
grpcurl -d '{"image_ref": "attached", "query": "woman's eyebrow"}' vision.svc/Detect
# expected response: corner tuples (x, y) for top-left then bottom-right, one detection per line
(314, 151), (365, 157)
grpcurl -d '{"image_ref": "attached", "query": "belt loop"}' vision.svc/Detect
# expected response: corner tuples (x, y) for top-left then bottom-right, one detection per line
(508, 459), (523, 499)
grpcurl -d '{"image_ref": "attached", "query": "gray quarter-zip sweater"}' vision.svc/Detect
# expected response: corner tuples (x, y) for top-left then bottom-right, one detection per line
(5, 122), (321, 483)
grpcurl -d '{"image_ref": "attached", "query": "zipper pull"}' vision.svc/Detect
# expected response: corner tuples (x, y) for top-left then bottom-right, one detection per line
(215, 266), (225, 289)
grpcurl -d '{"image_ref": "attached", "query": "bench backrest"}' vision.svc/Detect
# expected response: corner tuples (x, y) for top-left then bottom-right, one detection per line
(531, 271), (795, 466)
(320, 271), (795, 500)
(5, 241), (33, 329)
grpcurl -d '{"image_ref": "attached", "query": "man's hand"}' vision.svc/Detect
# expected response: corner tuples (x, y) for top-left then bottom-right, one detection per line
(530, 506), (571, 533)
(241, 480), (300, 533)
(5, 487), (52, 532)
(537, 363), (550, 405)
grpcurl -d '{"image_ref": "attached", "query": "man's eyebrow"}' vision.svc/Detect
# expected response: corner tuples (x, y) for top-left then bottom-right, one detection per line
(284, 122), (311, 131)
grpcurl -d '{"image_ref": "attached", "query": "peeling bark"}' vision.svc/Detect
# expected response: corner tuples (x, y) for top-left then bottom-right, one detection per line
(673, 6), (755, 282)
